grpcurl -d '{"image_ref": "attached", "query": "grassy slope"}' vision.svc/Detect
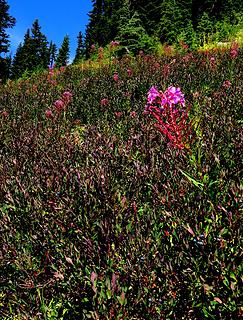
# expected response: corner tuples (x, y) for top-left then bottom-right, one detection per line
(0, 47), (242, 319)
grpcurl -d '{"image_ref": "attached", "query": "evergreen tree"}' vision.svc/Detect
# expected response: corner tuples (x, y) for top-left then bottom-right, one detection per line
(49, 41), (57, 67)
(130, 0), (162, 36)
(31, 19), (49, 69)
(85, 0), (124, 53)
(73, 31), (85, 64)
(117, 9), (155, 55)
(85, 0), (104, 51)
(157, 0), (185, 44)
(11, 21), (49, 79)
(11, 29), (35, 78)
(0, 0), (16, 81)
(197, 11), (214, 45)
(56, 35), (70, 67)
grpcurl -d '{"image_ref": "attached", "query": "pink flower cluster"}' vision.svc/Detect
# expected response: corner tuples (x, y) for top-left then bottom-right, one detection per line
(45, 91), (73, 119)
(144, 86), (191, 150)
(146, 86), (185, 107)
(113, 72), (119, 82)
(100, 98), (109, 106)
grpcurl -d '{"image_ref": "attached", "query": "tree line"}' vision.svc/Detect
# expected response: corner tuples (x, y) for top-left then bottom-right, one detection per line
(0, 0), (242, 81)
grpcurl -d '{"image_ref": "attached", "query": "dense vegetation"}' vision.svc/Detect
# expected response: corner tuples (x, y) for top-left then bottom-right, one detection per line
(85, 0), (243, 51)
(0, 43), (242, 319)
(0, 0), (243, 81)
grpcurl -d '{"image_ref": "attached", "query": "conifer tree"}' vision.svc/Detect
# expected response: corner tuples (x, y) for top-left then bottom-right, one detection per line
(31, 19), (49, 69)
(117, 8), (155, 55)
(11, 29), (35, 78)
(157, 0), (185, 44)
(49, 41), (57, 67)
(56, 35), (70, 67)
(11, 21), (49, 79)
(0, 0), (16, 81)
(130, 0), (162, 35)
(73, 31), (85, 64)
(85, 0), (104, 51)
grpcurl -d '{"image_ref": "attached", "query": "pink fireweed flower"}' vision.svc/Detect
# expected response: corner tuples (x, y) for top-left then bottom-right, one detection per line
(54, 99), (65, 112)
(130, 111), (137, 118)
(222, 80), (231, 88)
(230, 41), (239, 59)
(153, 62), (160, 70)
(230, 49), (238, 59)
(127, 68), (133, 77)
(100, 98), (109, 106)
(163, 86), (185, 107)
(1, 110), (9, 118)
(110, 40), (119, 47)
(45, 109), (53, 119)
(144, 85), (191, 151)
(114, 111), (122, 119)
(62, 91), (72, 103)
(147, 86), (161, 104)
(113, 72), (119, 82)
(90, 44), (96, 53)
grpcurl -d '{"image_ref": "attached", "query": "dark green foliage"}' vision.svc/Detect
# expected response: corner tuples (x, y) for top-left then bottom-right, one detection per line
(48, 40), (57, 67)
(0, 47), (242, 319)
(73, 31), (85, 64)
(85, 0), (123, 53)
(11, 21), (50, 79)
(0, 0), (15, 81)
(85, 0), (243, 51)
(0, 0), (15, 54)
(55, 35), (70, 67)
(31, 19), (49, 69)
(11, 29), (35, 79)
(116, 10), (155, 55)
(0, 55), (11, 82)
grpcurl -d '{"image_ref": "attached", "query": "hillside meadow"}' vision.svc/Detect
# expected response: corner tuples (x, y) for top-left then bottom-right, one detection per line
(0, 45), (242, 319)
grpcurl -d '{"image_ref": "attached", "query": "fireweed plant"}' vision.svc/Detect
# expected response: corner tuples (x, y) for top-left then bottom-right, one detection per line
(144, 86), (192, 151)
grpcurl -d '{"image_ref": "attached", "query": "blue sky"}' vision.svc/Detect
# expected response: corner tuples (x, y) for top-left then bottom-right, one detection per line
(7, 0), (92, 61)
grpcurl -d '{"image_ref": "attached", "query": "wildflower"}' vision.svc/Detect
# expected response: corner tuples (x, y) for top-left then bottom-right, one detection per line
(54, 99), (65, 112)
(164, 86), (185, 107)
(230, 41), (239, 59)
(144, 85), (191, 150)
(45, 109), (53, 119)
(110, 40), (119, 47)
(62, 91), (72, 103)
(130, 111), (137, 118)
(127, 68), (133, 77)
(193, 92), (200, 98)
(114, 111), (122, 119)
(153, 62), (160, 70)
(1, 110), (9, 118)
(222, 80), (231, 88)
(147, 86), (160, 104)
(60, 66), (65, 72)
(100, 98), (109, 106)
(90, 44), (96, 53)
(113, 72), (119, 82)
